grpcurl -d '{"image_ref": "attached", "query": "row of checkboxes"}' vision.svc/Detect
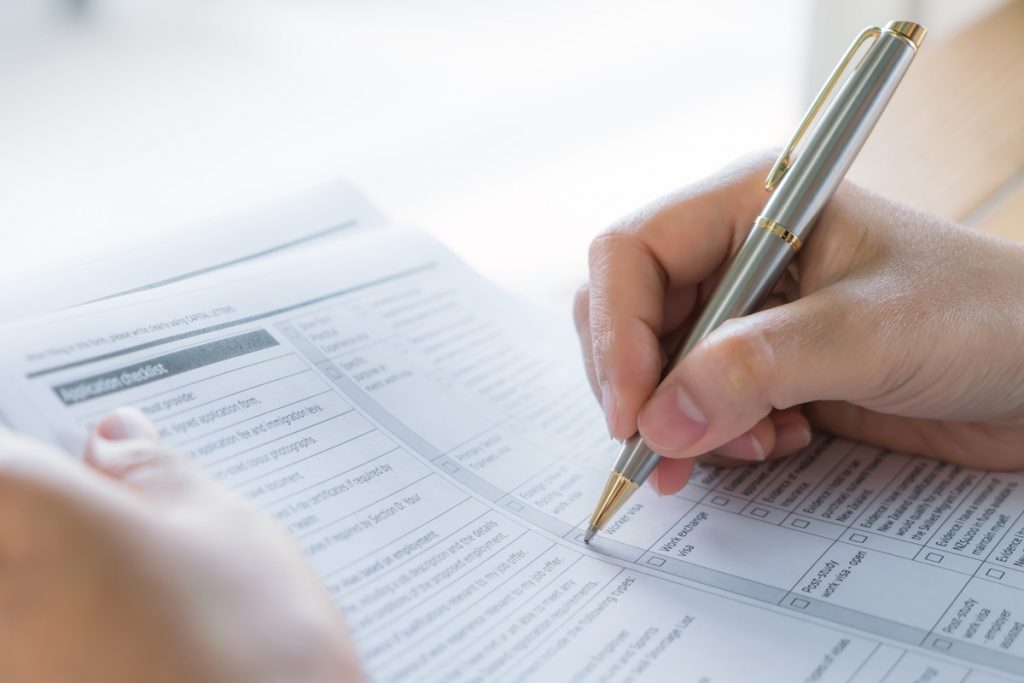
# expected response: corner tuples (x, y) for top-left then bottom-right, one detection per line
(646, 550), (1011, 579)
(501, 481), (1016, 586)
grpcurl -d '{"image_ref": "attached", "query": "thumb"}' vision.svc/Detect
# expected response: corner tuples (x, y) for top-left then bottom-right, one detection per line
(85, 407), (212, 500)
(637, 289), (871, 459)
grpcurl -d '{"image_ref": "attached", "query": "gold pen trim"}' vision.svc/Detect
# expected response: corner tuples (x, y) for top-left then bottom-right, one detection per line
(765, 21), (924, 192)
(755, 216), (802, 252)
(587, 472), (640, 536)
(764, 26), (881, 191)
(883, 21), (926, 50)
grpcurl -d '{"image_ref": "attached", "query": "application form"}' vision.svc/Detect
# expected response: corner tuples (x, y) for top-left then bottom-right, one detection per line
(0, 190), (1020, 682)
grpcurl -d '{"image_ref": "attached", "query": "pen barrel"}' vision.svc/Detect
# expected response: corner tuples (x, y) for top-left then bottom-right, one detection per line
(763, 28), (919, 243)
(613, 226), (794, 483)
(666, 227), (795, 370)
(608, 25), (921, 488)
(664, 27), (921, 375)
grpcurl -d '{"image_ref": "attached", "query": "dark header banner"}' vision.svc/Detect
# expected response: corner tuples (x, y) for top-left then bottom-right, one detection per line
(53, 329), (279, 405)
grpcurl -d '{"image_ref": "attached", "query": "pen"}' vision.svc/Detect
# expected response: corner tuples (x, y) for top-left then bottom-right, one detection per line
(584, 20), (926, 544)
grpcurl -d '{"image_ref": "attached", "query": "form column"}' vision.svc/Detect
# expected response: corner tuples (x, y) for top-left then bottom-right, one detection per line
(782, 456), (987, 647)
(921, 473), (1024, 675)
(629, 438), (854, 603)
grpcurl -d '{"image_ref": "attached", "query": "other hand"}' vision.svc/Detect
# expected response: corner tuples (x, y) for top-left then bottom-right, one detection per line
(0, 408), (361, 683)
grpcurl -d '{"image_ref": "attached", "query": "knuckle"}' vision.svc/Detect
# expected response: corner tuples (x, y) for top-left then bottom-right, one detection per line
(107, 443), (190, 481)
(590, 325), (613, 366)
(733, 149), (780, 181)
(131, 445), (189, 473)
(701, 318), (774, 403)
(572, 285), (590, 330)
(806, 185), (893, 287)
(587, 231), (630, 271)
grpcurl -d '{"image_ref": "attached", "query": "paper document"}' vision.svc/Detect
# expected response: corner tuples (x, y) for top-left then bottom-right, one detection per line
(0, 182), (382, 322)
(1, 187), (1021, 682)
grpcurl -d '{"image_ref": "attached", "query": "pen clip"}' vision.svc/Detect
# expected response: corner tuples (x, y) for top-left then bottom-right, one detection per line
(764, 26), (882, 191)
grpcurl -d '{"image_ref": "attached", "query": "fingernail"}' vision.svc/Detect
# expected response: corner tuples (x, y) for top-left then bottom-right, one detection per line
(642, 383), (706, 451)
(648, 467), (665, 496)
(600, 381), (619, 437)
(794, 424), (812, 449)
(718, 433), (767, 461)
(96, 408), (156, 441)
(751, 434), (766, 461)
(775, 422), (812, 453)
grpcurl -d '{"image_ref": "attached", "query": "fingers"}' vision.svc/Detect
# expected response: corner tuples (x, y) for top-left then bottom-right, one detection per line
(807, 401), (1024, 471)
(649, 408), (811, 494)
(587, 231), (667, 439)
(637, 288), (874, 460)
(573, 285), (600, 399)
(0, 409), (204, 511)
(0, 428), (135, 553)
(584, 157), (772, 440)
(0, 427), (112, 500)
(770, 409), (813, 455)
(709, 412), (811, 464)
(649, 457), (696, 495)
(85, 408), (213, 502)
(94, 406), (159, 441)
(714, 416), (775, 461)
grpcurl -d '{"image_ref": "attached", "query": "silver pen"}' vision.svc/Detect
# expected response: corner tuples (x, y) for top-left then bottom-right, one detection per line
(584, 20), (926, 543)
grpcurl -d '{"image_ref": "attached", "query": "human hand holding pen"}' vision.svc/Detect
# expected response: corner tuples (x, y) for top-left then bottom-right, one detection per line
(574, 154), (1024, 495)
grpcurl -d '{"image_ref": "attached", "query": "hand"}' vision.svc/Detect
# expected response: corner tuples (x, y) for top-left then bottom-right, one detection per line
(574, 154), (1024, 494)
(0, 408), (361, 683)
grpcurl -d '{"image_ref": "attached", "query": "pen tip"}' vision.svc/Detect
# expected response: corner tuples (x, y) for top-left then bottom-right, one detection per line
(583, 526), (597, 544)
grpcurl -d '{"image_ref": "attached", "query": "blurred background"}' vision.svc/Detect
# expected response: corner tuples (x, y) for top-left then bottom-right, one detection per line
(0, 0), (1002, 312)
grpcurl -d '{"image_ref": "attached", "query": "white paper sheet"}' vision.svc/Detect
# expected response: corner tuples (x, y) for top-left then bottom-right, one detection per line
(0, 191), (1020, 682)
(0, 181), (382, 322)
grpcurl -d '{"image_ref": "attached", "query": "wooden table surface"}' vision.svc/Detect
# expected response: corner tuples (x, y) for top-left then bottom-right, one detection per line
(849, 0), (1024, 240)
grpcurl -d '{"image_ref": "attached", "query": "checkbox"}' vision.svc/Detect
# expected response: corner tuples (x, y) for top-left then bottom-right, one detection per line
(751, 507), (769, 518)
(711, 496), (729, 506)
(987, 568), (1006, 579)
(791, 598), (810, 609)
(326, 367), (342, 379)
(849, 533), (868, 543)
(925, 552), (943, 563)
(647, 556), (666, 567)
(791, 518), (810, 529)
(441, 461), (459, 473)
(932, 638), (952, 650)
(506, 500), (524, 512)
